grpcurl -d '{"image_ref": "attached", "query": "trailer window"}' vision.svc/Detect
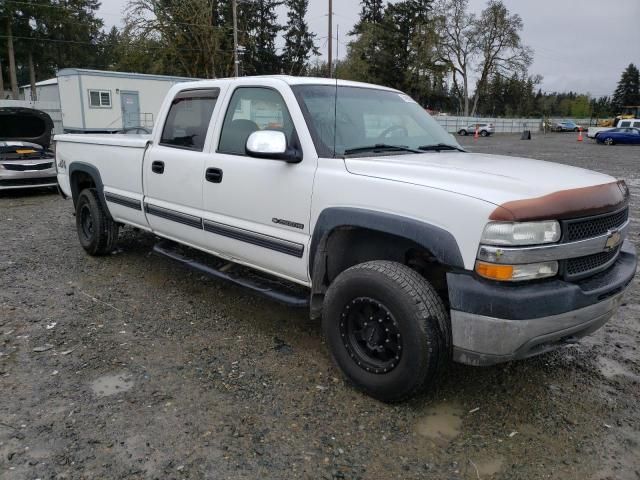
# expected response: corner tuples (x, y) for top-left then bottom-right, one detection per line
(88, 90), (111, 108)
(160, 88), (219, 151)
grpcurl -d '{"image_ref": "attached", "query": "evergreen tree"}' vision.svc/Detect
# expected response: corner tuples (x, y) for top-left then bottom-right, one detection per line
(351, 0), (385, 35)
(241, 0), (283, 75)
(612, 63), (640, 111)
(281, 0), (319, 75)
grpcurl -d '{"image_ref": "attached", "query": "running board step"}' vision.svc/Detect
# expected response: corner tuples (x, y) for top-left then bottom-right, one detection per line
(152, 240), (309, 308)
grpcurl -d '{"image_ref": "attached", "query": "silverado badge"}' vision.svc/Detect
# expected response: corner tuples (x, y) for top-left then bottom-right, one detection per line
(604, 230), (622, 251)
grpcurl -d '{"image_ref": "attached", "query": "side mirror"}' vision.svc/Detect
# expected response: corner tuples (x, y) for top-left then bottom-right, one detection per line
(245, 130), (301, 163)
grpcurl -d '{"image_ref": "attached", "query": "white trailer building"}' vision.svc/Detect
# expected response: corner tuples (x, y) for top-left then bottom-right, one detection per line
(56, 68), (197, 133)
(20, 78), (61, 103)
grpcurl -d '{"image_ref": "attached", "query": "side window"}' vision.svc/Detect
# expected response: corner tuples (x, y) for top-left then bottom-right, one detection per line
(218, 87), (295, 155)
(619, 121), (630, 127)
(89, 89), (111, 108)
(160, 88), (219, 151)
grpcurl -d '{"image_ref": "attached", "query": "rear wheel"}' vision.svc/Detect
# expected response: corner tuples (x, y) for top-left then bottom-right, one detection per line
(480, 130), (489, 137)
(458, 129), (467, 136)
(322, 261), (449, 402)
(604, 137), (615, 146)
(76, 188), (119, 256)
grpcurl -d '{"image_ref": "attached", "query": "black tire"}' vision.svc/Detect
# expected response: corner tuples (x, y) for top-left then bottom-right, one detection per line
(458, 129), (467, 136)
(573, 127), (579, 132)
(480, 130), (489, 137)
(75, 188), (119, 256)
(322, 261), (449, 402)
(604, 137), (615, 146)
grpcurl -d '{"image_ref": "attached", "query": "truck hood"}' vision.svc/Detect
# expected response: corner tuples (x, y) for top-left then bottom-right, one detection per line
(344, 152), (617, 210)
(0, 107), (54, 150)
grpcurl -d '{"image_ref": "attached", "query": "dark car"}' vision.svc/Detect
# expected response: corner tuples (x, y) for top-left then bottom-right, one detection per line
(0, 107), (57, 190)
(595, 127), (640, 145)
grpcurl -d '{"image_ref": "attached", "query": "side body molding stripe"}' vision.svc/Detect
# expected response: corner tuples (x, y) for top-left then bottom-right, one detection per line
(105, 192), (142, 211)
(143, 203), (304, 257)
(144, 203), (203, 229)
(309, 207), (464, 274)
(203, 220), (305, 258)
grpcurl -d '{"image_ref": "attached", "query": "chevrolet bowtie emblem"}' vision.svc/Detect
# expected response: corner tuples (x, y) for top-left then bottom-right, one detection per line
(604, 230), (622, 251)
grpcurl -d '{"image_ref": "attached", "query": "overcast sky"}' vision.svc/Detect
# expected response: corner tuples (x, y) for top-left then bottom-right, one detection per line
(98, 0), (640, 96)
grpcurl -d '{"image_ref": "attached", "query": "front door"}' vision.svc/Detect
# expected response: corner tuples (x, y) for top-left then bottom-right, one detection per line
(121, 91), (140, 129)
(201, 85), (317, 284)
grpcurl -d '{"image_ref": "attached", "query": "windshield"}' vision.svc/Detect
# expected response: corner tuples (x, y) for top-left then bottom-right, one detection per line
(292, 85), (461, 157)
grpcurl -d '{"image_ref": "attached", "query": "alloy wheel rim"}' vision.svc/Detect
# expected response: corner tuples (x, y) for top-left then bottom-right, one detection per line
(339, 297), (402, 374)
(80, 204), (95, 240)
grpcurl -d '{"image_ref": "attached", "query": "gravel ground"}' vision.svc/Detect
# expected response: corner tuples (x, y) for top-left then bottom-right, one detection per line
(1, 133), (638, 480)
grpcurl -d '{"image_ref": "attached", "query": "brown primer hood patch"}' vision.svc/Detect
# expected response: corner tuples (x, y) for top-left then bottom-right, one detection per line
(489, 181), (629, 221)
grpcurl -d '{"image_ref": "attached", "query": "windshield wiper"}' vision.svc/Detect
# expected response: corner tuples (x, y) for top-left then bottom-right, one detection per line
(417, 143), (465, 152)
(343, 144), (422, 155)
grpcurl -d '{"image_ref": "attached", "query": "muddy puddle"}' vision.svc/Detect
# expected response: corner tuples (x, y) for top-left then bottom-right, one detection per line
(90, 372), (134, 397)
(415, 403), (463, 444)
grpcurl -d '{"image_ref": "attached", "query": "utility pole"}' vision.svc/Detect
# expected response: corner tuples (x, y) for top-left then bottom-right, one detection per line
(232, 0), (239, 77)
(327, 0), (333, 78)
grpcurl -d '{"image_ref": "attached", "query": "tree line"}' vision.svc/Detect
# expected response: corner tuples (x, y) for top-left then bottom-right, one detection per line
(1, 0), (638, 120)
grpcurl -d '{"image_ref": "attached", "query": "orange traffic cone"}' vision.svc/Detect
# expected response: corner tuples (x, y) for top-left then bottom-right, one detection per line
(577, 127), (583, 142)
(474, 125), (479, 140)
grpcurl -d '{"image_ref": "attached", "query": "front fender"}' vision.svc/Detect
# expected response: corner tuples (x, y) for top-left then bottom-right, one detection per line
(309, 207), (465, 276)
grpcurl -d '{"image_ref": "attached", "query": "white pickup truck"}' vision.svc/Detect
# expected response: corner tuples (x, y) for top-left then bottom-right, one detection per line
(55, 76), (636, 401)
(587, 118), (640, 139)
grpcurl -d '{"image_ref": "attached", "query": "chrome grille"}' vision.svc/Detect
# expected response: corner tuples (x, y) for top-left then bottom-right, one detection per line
(564, 208), (628, 242)
(3, 162), (53, 171)
(561, 208), (628, 280)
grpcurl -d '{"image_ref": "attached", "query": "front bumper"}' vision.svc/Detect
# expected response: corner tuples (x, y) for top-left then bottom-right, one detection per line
(448, 240), (637, 366)
(0, 159), (57, 190)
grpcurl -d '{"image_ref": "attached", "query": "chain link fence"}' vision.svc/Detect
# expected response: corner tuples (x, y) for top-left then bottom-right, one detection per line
(433, 116), (594, 134)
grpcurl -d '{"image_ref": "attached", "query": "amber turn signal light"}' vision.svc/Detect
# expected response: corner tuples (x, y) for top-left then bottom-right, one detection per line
(475, 261), (514, 281)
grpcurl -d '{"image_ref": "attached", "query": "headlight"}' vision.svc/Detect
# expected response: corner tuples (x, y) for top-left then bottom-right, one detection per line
(475, 260), (558, 282)
(481, 221), (560, 246)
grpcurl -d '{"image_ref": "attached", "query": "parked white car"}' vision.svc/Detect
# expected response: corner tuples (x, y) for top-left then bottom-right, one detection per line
(55, 76), (636, 401)
(457, 122), (494, 136)
(0, 107), (57, 190)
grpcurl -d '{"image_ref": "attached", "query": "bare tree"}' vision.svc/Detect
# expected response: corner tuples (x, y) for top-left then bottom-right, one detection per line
(469, 0), (532, 116)
(0, 57), (5, 96)
(434, 0), (477, 116)
(6, 16), (19, 99)
(125, 0), (222, 78)
(434, 0), (531, 116)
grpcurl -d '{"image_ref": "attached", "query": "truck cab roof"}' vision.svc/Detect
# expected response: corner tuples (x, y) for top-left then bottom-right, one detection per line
(173, 75), (401, 93)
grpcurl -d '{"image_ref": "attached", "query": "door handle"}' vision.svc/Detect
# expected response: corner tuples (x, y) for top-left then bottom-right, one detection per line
(205, 167), (223, 183)
(151, 161), (165, 174)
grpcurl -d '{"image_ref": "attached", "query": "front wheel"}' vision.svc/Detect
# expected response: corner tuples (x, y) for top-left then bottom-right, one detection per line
(322, 261), (449, 402)
(458, 129), (467, 136)
(76, 188), (119, 256)
(604, 137), (615, 146)
(480, 130), (489, 137)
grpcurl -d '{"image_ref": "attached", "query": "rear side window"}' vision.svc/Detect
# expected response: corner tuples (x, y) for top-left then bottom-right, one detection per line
(619, 121), (630, 127)
(160, 88), (219, 151)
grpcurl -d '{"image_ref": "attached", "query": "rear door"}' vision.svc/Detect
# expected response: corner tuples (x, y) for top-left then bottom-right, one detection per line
(143, 88), (220, 249)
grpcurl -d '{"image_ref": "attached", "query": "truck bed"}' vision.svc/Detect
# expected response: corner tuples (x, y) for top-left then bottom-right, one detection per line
(56, 133), (149, 205)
